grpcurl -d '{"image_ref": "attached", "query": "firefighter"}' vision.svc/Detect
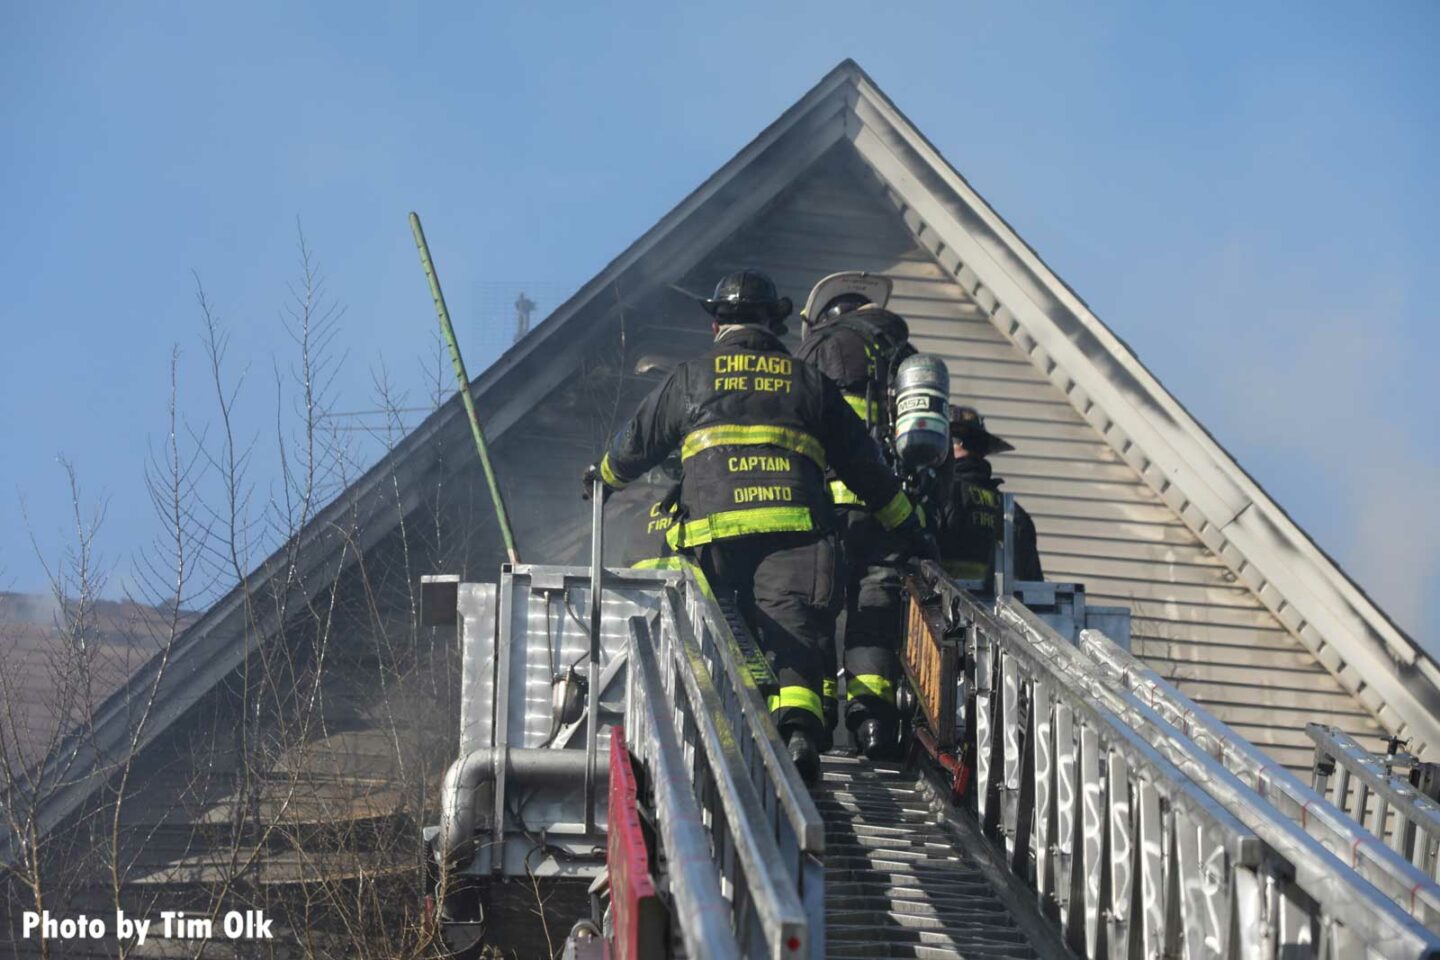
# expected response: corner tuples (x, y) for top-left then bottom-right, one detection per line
(603, 465), (678, 565)
(585, 270), (925, 784)
(795, 289), (919, 760)
(936, 406), (1044, 583)
(603, 459), (716, 599)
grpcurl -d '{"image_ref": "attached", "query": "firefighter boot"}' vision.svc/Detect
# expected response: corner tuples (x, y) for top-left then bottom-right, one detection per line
(856, 717), (896, 761)
(786, 728), (821, 785)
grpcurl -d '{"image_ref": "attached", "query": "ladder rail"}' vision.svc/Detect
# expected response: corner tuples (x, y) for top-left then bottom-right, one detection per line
(681, 574), (827, 960)
(685, 581), (825, 854)
(624, 589), (815, 960)
(1308, 723), (1440, 882)
(997, 597), (1440, 959)
(660, 594), (810, 958)
(909, 560), (1440, 958)
(1002, 601), (1440, 960)
(962, 589), (1275, 958)
(624, 616), (743, 960)
(1080, 626), (1440, 925)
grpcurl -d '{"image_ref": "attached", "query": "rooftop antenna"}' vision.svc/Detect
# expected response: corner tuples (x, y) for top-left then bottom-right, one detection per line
(514, 291), (536, 343)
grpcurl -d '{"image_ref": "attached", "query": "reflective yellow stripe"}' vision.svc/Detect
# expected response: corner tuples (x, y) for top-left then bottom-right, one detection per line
(766, 685), (823, 720)
(828, 483), (921, 526)
(828, 479), (865, 506)
(944, 560), (990, 580)
(681, 424), (826, 469)
(665, 506), (813, 549)
(874, 489), (914, 530)
(599, 453), (625, 488)
(842, 394), (879, 422)
(631, 556), (715, 601)
(821, 676), (838, 699)
(847, 674), (895, 703)
(914, 502), (927, 529)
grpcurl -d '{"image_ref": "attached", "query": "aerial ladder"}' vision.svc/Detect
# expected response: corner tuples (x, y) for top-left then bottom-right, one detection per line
(419, 487), (1440, 960)
(405, 237), (1440, 957)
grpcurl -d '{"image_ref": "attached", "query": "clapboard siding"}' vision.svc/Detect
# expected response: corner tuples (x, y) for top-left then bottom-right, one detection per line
(985, 417), (1121, 444)
(1043, 536), (1220, 565)
(1014, 494), (1180, 526)
(691, 146), (1388, 768)
(1044, 554), (1241, 589)
(1033, 516), (1200, 546)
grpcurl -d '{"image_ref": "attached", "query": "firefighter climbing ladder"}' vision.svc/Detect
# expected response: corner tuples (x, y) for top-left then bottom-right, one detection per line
(604, 562), (1440, 959)
(429, 502), (1440, 960)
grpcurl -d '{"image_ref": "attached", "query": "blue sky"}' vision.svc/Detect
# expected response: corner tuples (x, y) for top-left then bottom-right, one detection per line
(2, 2), (1436, 641)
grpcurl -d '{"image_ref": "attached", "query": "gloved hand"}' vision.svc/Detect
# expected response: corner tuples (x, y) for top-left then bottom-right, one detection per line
(893, 509), (938, 562)
(581, 464), (614, 502)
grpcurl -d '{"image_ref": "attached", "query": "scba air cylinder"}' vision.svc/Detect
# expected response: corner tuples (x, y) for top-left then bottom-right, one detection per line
(892, 354), (951, 471)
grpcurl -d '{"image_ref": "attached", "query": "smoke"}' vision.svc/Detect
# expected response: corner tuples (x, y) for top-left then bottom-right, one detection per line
(1189, 247), (1440, 650)
(1243, 343), (1440, 648)
(1341, 428), (1440, 647)
(0, 589), (65, 627)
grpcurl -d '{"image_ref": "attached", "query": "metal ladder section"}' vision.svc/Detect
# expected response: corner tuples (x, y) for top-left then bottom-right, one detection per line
(902, 561), (1440, 958)
(1307, 723), (1440, 882)
(623, 576), (824, 959)
(1075, 628), (1440, 943)
(816, 754), (1058, 959)
(621, 571), (1065, 960)
(617, 559), (1440, 958)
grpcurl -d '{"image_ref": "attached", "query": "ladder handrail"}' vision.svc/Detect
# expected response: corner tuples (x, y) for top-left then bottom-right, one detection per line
(1308, 723), (1440, 879)
(625, 589), (814, 960)
(624, 616), (742, 960)
(682, 575), (826, 855)
(1080, 626), (1440, 929)
(988, 597), (1268, 854)
(949, 580), (1275, 956)
(909, 560), (1440, 957)
(661, 594), (810, 958)
(997, 598), (1440, 958)
(680, 571), (827, 960)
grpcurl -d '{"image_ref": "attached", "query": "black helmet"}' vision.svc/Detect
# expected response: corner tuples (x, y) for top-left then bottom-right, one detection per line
(814, 292), (871, 326)
(949, 406), (1015, 456)
(699, 270), (793, 329)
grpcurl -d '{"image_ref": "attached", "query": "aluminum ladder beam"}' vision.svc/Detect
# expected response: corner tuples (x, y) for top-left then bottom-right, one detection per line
(1078, 626), (1440, 931)
(984, 591), (1440, 958)
(1308, 723), (1440, 882)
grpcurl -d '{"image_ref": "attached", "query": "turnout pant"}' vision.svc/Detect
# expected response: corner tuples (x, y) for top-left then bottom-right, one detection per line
(836, 509), (906, 731)
(696, 530), (841, 742)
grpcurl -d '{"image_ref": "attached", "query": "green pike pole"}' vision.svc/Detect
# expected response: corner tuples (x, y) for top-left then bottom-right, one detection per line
(409, 212), (521, 565)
